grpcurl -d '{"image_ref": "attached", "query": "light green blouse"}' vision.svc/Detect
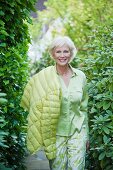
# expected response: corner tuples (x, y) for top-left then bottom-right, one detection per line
(56, 66), (89, 138)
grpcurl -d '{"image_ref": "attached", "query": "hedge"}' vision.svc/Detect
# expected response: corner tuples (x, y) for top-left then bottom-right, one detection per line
(84, 20), (113, 170)
(0, 0), (36, 169)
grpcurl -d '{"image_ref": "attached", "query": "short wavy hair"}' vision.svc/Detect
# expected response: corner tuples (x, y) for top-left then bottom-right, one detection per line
(49, 36), (77, 61)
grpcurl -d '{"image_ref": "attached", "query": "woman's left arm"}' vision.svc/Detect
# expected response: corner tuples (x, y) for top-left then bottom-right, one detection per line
(80, 77), (90, 151)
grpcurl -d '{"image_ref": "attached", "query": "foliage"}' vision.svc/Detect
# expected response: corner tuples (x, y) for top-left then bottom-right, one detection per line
(0, 43), (29, 170)
(0, 92), (10, 170)
(0, 92), (8, 148)
(0, 0), (36, 48)
(29, 0), (113, 49)
(0, 0), (36, 169)
(0, 163), (12, 170)
(84, 20), (113, 170)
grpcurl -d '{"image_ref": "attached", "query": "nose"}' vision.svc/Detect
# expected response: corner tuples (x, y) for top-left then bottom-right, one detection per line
(60, 52), (65, 57)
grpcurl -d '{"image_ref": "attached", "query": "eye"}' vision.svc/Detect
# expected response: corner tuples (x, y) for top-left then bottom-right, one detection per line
(64, 50), (70, 53)
(56, 50), (61, 53)
(64, 50), (69, 53)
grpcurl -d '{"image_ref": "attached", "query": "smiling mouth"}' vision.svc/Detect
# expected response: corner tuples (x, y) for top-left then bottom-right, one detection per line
(59, 58), (67, 62)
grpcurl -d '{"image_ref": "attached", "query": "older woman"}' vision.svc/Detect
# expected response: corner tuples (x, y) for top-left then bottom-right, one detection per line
(21, 36), (89, 170)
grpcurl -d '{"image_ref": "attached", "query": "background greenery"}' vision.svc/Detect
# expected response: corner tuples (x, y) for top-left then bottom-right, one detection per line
(84, 20), (113, 170)
(0, 0), (36, 169)
(29, 0), (113, 169)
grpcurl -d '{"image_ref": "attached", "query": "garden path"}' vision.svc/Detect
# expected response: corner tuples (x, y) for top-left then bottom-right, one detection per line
(25, 150), (50, 170)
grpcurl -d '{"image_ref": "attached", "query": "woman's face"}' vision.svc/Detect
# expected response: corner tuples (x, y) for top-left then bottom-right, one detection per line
(52, 45), (71, 66)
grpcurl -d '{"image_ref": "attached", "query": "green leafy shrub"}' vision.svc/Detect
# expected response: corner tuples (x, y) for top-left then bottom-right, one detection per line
(84, 20), (113, 170)
(0, 43), (29, 170)
(0, 92), (10, 170)
(0, 92), (8, 148)
(29, 0), (113, 51)
(0, 0), (36, 169)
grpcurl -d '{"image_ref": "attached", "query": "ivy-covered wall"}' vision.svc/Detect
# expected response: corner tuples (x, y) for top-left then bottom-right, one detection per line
(0, 0), (36, 169)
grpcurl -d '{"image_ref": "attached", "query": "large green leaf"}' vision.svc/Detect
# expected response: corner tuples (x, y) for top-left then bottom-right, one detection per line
(99, 152), (106, 160)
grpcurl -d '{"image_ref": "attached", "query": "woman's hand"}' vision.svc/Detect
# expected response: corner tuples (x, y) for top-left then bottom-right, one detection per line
(86, 140), (90, 152)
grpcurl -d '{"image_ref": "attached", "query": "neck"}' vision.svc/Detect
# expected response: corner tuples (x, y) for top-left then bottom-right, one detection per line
(56, 64), (70, 75)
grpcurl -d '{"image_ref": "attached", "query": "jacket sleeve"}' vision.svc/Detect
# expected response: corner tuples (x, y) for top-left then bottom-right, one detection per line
(80, 77), (89, 141)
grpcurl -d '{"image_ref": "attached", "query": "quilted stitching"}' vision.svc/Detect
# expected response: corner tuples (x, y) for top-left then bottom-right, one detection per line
(20, 66), (61, 159)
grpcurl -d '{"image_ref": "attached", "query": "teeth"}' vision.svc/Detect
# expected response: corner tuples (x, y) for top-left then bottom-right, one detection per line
(59, 59), (66, 61)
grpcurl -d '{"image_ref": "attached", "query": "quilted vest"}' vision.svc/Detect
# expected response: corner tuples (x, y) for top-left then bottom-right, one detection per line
(20, 66), (61, 160)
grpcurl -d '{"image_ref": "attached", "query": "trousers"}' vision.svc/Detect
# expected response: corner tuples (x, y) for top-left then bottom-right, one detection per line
(49, 125), (87, 170)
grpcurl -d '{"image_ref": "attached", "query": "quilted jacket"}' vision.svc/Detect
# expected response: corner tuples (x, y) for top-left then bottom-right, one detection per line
(20, 66), (61, 160)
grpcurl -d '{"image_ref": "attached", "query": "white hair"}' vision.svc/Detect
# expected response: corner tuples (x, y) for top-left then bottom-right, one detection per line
(49, 36), (77, 61)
